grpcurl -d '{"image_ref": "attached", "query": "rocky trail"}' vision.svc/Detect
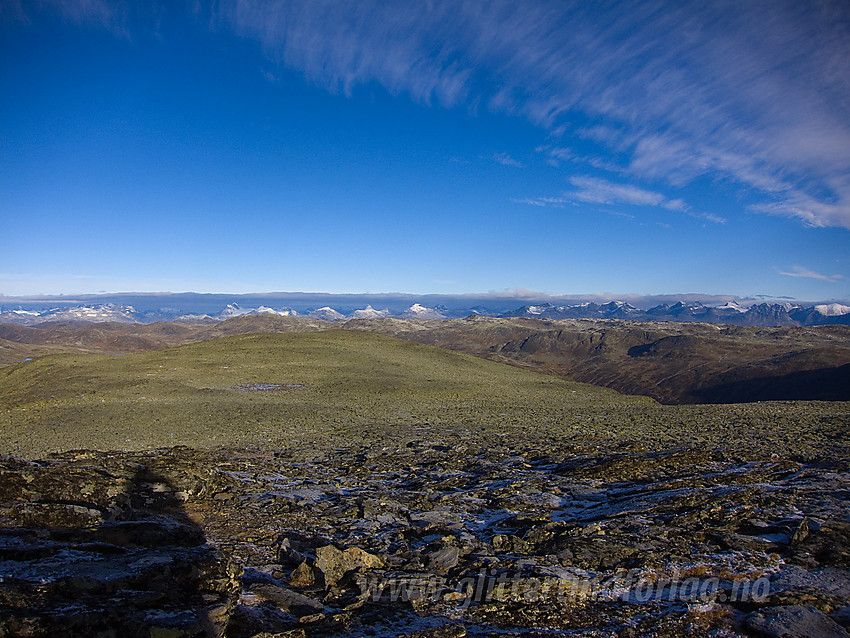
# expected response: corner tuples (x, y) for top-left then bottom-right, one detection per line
(2, 437), (849, 637)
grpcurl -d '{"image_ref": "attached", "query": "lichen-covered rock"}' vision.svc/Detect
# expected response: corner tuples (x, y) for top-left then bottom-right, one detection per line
(288, 561), (319, 588)
(314, 545), (384, 589)
(2, 437), (849, 637)
(427, 546), (460, 573)
(0, 455), (241, 637)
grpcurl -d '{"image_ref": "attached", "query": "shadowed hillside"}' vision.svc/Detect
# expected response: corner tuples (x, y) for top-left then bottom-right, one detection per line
(348, 316), (850, 404)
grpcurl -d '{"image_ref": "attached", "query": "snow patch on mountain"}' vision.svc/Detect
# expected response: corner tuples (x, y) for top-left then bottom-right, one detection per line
(220, 303), (248, 317)
(254, 306), (296, 316)
(0, 304), (141, 324)
(308, 307), (346, 321)
(713, 301), (747, 313)
(349, 305), (390, 319)
(600, 301), (640, 315)
(814, 303), (850, 317)
(402, 304), (446, 319)
(219, 304), (295, 318)
(1, 296), (848, 327)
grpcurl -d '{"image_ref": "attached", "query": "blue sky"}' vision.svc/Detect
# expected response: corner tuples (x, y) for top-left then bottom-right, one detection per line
(1, 0), (848, 301)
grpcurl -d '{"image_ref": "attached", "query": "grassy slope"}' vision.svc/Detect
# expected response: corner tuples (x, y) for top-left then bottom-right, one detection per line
(0, 331), (650, 457)
(5, 316), (848, 405)
(1, 330), (846, 461)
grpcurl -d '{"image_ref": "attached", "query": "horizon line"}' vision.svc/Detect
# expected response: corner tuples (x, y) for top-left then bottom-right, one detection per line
(1, 290), (847, 305)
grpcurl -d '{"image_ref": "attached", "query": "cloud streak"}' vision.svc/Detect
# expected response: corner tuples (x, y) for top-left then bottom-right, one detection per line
(218, 1), (473, 107)
(486, 152), (523, 168)
(520, 176), (726, 223)
(777, 266), (843, 282)
(17, 0), (137, 36)
(216, 0), (850, 229)
(568, 176), (677, 209)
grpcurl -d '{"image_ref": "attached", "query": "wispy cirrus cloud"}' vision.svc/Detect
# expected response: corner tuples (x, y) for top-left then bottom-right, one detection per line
(569, 176), (679, 209)
(217, 1), (473, 107)
(24, 0), (850, 229)
(216, 0), (850, 229)
(486, 152), (523, 168)
(520, 176), (726, 223)
(535, 145), (573, 167)
(17, 0), (133, 35)
(777, 266), (844, 282)
(512, 196), (576, 208)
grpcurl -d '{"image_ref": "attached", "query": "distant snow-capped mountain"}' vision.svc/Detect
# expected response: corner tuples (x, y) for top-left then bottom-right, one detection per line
(401, 303), (446, 319)
(524, 304), (550, 316)
(0, 304), (139, 325)
(714, 301), (747, 313)
(349, 305), (390, 319)
(500, 300), (844, 327)
(308, 307), (346, 321)
(219, 303), (296, 318)
(504, 301), (640, 320)
(599, 301), (641, 318)
(814, 303), (850, 317)
(788, 303), (850, 326)
(2, 309), (40, 318)
(1, 298), (849, 327)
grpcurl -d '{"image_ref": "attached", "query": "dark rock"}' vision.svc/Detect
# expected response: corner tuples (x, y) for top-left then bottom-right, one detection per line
(10, 502), (104, 528)
(792, 517), (810, 546)
(3, 437), (850, 636)
(0, 455), (241, 637)
(314, 545), (384, 589)
(400, 623), (467, 637)
(745, 605), (850, 637)
(797, 520), (850, 567)
(832, 603), (850, 628)
(276, 537), (307, 566)
(428, 546), (460, 573)
(249, 583), (323, 615)
(289, 561), (319, 588)
(491, 533), (529, 554)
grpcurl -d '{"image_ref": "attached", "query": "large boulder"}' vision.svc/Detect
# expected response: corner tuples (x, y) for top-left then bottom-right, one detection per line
(314, 545), (384, 589)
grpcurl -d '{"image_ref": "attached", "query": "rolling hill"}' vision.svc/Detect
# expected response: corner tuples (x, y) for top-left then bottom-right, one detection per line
(2, 315), (850, 405)
(0, 330), (646, 457)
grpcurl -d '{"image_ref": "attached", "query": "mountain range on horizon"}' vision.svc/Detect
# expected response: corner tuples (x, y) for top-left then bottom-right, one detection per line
(2, 294), (849, 328)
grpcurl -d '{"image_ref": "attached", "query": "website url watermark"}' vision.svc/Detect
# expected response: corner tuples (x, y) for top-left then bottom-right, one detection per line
(358, 568), (770, 609)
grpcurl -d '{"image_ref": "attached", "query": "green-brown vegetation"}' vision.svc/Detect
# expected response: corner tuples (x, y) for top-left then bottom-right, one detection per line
(2, 328), (849, 637)
(1, 329), (848, 461)
(0, 331), (638, 457)
(3, 315), (849, 405)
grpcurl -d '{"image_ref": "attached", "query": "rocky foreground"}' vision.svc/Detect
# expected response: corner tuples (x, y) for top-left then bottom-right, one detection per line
(1, 431), (849, 638)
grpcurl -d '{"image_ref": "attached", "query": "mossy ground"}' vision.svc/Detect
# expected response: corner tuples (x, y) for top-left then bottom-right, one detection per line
(0, 330), (847, 461)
